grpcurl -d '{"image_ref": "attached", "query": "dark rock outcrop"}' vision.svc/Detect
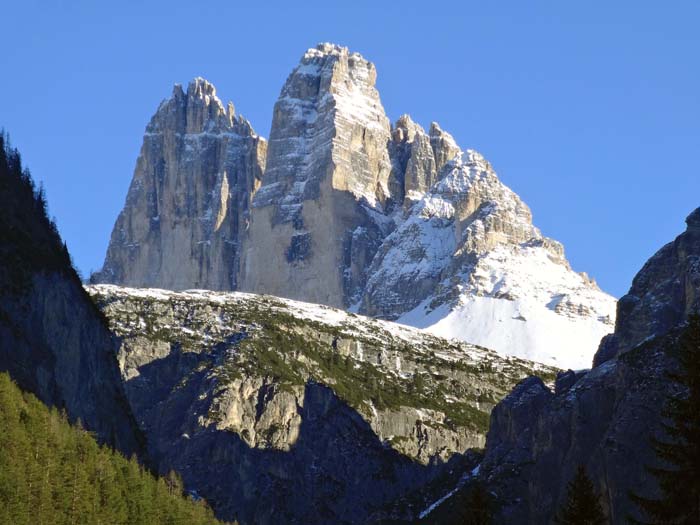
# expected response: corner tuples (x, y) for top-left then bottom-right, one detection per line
(594, 207), (700, 365)
(477, 208), (700, 524)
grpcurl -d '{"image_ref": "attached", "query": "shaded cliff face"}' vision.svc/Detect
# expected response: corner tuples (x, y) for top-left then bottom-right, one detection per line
(474, 208), (700, 524)
(0, 136), (141, 456)
(86, 284), (556, 523)
(595, 208), (700, 365)
(97, 43), (615, 369)
(93, 78), (266, 290)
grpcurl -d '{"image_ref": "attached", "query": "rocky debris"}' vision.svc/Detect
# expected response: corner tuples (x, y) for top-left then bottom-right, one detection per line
(474, 208), (700, 524)
(86, 284), (556, 523)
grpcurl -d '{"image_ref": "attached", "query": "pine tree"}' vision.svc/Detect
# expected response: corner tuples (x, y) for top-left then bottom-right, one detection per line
(630, 314), (700, 524)
(462, 481), (494, 525)
(165, 469), (184, 497)
(444, 480), (495, 525)
(555, 465), (607, 525)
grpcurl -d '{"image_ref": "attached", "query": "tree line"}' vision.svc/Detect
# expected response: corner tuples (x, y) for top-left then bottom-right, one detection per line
(0, 372), (232, 525)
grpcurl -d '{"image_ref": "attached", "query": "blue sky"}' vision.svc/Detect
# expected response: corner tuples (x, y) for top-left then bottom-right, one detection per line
(2, 1), (698, 297)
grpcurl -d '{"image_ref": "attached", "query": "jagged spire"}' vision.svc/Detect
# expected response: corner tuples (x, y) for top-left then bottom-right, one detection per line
(187, 76), (217, 98)
(94, 78), (266, 291)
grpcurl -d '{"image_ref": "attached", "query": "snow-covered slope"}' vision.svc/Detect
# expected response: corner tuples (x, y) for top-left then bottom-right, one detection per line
(360, 150), (616, 369)
(398, 244), (615, 369)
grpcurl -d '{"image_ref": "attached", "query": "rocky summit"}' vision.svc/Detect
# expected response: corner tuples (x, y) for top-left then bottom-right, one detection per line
(93, 43), (616, 368)
(86, 284), (556, 524)
(93, 77), (267, 291)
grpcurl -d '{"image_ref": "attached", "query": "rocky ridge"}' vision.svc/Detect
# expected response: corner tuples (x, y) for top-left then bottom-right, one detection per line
(86, 283), (556, 523)
(466, 208), (700, 523)
(94, 43), (615, 369)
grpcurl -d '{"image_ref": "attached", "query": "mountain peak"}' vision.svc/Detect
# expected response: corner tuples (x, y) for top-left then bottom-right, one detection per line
(686, 207), (700, 231)
(305, 42), (367, 61)
(392, 114), (423, 142)
(187, 76), (217, 98)
(94, 76), (266, 290)
(100, 44), (615, 369)
(149, 77), (247, 135)
(294, 42), (378, 89)
(170, 77), (219, 103)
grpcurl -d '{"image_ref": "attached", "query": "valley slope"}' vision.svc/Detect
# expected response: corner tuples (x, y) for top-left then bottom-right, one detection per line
(87, 283), (556, 524)
(0, 135), (141, 455)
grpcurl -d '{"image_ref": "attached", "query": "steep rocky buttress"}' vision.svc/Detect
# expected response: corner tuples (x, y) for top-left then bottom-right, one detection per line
(472, 208), (700, 524)
(93, 78), (266, 290)
(241, 44), (396, 308)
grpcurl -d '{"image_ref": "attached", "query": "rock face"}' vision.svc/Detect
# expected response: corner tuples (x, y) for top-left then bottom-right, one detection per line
(594, 207), (700, 365)
(474, 208), (700, 524)
(241, 43), (395, 307)
(86, 284), (556, 524)
(0, 137), (141, 456)
(93, 78), (266, 290)
(96, 43), (615, 369)
(361, 147), (615, 369)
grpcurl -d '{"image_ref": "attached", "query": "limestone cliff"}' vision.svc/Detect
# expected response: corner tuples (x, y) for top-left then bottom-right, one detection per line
(96, 43), (615, 369)
(241, 43), (396, 307)
(86, 284), (556, 524)
(93, 78), (266, 290)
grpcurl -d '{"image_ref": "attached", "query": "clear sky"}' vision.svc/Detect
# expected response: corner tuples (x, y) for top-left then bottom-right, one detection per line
(2, 1), (698, 297)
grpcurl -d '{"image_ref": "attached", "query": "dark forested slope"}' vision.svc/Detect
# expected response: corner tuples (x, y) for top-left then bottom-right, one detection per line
(0, 133), (140, 454)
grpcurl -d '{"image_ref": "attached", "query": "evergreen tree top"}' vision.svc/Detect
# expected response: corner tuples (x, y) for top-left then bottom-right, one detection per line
(555, 464), (607, 525)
